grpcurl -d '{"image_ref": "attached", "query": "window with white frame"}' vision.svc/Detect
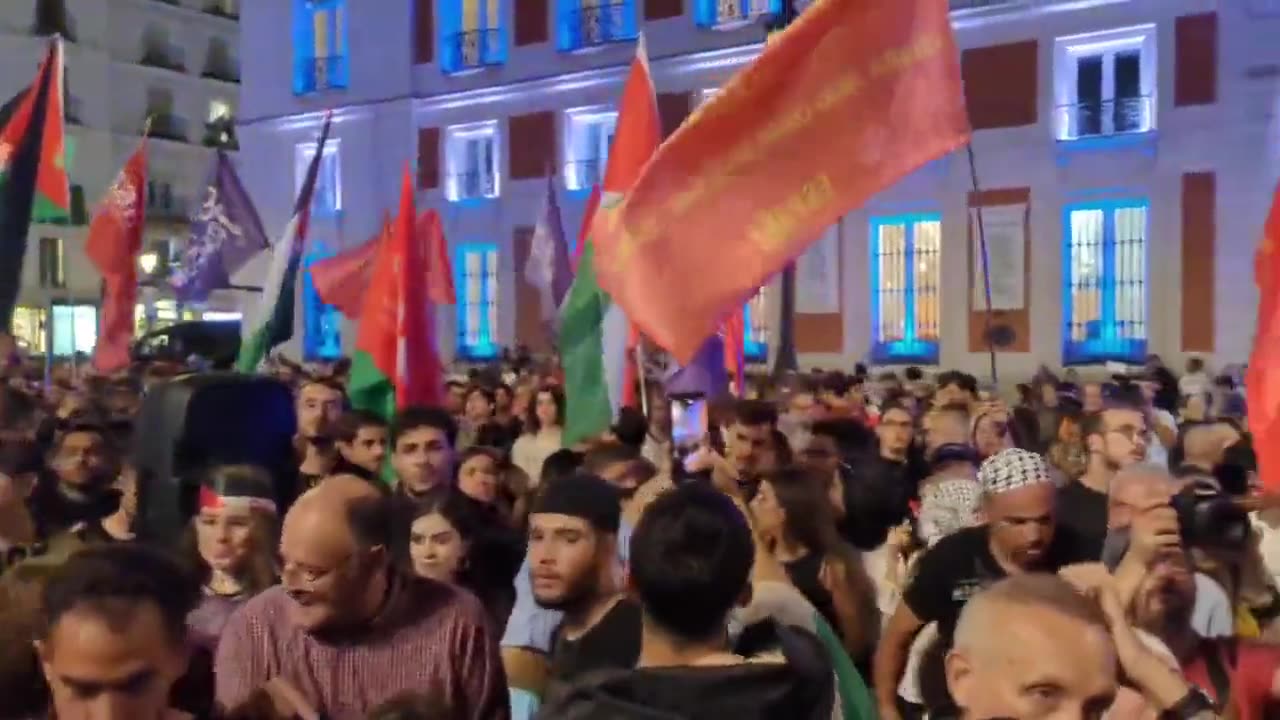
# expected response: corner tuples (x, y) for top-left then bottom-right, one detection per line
(869, 214), (942, 364)
(694, 0), (780, 29)
(563, 108), (616, 191)
(456, 243), (500, 359)
(295, 139), (342, 217)
(445, 122), (499, 202)
(1053, 26), (1156, 141)
(1062, 200), (1148, 364)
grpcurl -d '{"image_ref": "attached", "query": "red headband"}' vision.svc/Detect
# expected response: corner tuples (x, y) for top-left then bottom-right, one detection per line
(198, 486), (278, 515)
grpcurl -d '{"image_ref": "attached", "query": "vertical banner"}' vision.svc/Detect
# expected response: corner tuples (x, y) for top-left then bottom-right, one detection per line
(970, 204), (1026, 311)
(796, 224), (841, 313)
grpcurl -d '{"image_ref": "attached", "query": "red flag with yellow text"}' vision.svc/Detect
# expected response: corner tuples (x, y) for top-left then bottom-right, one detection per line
(590, 0), (970, 362)
(1248, 179), (1280, 491)
(85, 142), (146, 373)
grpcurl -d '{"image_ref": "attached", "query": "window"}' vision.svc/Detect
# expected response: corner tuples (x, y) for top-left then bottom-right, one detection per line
(11, 307), (46, 353)
(563, 108), (616, 191)
(1054, 26), (1156, 141)
(51, 304), (96, 357)
(445, 122), (499, 202)
(303, 247), (344, 360)
(208, 99), (232, 122)
(1062, 200), (1148, 364)
(694, 0), (780, 29)
(557, 0), (637, 52)
(869, 214), (942, 364)
(455, 243), (499, 359)
(295, 139), (342, 217)
(743, 288), (769, 362)
(39, 237), (64, 289)
(293, 0), (348, 95)
(440, 0), (509, 74)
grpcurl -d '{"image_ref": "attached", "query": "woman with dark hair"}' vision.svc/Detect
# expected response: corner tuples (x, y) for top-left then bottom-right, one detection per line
(399, 489), (516, 629)
(511, 384), (564, 486)
(750, 466), (878, 661)
(181, 464), (279, 652)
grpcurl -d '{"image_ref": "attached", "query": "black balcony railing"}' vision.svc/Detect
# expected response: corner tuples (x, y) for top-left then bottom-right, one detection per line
(562, 2), (637, 51)
(139, 48), (186, 73)
(203, 118), (238, 150)
(148, 113), (189, 143)
(203, 2), (239, 20)
(448, 171), (497, 201)
(294, 55), (348, 94)
(1056, 95), (1153, 141)
(202, 64), (240, 83)
(564, 159), (604, 191)
(444, 29), (505, 73)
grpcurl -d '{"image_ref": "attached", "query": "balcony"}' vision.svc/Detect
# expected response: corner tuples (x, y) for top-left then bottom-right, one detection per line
(294, 55), (348, 95)
(139, 47), (187, 74)
(202, 63), (240, 83)
(146, 183), (190, 225)
(1055, 95), (1153, 142)
(565, 159), (605, 191)
(147, 113), (190, 143)
(443, 29), (505, 74)
(202, 117), (238, 150)
(32, 0), (77, 42)
(447, 171), (498, 202)
(203, 1), (239, 20)
(560, 2), (637, 52)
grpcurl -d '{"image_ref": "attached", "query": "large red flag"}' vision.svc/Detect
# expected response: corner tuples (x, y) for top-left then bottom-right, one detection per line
(418, 209), (456, 305)
(590, 0), (970, 362)
(311, 212), (388, 319)
(85, 142), (146, 373)
(1248, 180), (1280, 492)
(722, 305), (746, 397)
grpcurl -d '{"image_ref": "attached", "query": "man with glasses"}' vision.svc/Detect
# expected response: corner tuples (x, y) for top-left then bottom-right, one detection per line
(214, 475), (507, 720)
(1056, 399), (1149, 560)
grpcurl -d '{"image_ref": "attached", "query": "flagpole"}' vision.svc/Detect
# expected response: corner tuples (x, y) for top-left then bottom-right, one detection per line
(768, 1), (800, 380)
(967, 144), (999, 387)
(635, 342), (649, 418)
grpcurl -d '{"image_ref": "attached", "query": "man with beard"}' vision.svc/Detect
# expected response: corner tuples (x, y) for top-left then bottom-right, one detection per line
(1056, 400), (1149, 560)
(29, 423), (119, 539)
(215, 475), (506, 720)
(294, 379), (345, 493)
(527, 473), (637, 708)
(390, 406), (457, 500)
(873, 449), (1093, 720)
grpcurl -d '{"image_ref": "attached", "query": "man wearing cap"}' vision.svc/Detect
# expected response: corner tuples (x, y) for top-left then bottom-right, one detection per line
(873, 448), (1094, 720)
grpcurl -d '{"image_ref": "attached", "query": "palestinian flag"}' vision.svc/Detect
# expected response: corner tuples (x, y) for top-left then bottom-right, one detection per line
(348, 166), (444, 424)
(0, 38), (70, 330)
(559, 36), (660, 447)
(234, 113), (331, 372)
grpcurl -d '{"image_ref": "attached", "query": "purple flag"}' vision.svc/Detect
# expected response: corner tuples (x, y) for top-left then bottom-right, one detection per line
(523, 174), (573, 330)
(664, 335), (728, 398)
(170, 151), (268, 302)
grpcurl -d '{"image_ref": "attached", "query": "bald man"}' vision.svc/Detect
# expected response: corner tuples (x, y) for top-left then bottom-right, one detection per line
(214, 475), (508, 720)
(1179, 422), (1240, 477)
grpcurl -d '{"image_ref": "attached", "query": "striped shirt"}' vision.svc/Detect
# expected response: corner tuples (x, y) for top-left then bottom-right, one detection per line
(214, 574), (509, 720)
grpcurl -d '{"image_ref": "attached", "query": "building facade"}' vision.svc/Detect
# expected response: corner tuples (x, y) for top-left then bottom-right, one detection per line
(239, 0), (1280, 377)
(0, 0), (241, 356)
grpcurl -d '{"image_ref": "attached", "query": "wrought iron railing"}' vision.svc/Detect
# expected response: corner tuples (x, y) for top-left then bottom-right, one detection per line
(1055, 95), (1153, 141)
(294, 55), (348, 94)
(202, 118), (238, 150)
(562, 2), (637, 50)
(202, 63), (240, 83)
(445, 29), (505, 73)
(139, 47), (186, 73)
(448, 171), (498, 201)
(148, 113), (189, 143)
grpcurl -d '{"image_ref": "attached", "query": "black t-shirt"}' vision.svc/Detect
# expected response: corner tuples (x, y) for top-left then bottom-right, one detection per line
(545, 598), (643, 706)
(902, 523), (1095, 640)
(1055, 481), (1109, 561)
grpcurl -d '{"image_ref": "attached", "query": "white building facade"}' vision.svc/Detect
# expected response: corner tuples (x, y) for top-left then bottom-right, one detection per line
(239, 0), (1280, 378)
(0, 0), (241, 356)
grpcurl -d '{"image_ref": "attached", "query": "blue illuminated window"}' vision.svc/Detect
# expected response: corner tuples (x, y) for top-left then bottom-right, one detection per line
(694, 0), (780, 29)
(292, 0), (348, 95)
(870, 214), (942, 364)
(1062, 199), (1148, 365)
(563, 108), (616, 192)
(556, 0), (637, 52)
(295, 139), (342, 218)
(440, 0), (508, 74)
(302, 248), (343, 361)
(743, 289), (768, 362)
(456, 243), (500, 359)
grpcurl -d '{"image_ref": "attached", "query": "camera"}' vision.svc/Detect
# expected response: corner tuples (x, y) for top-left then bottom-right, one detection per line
(1169, 480), (1252, 552)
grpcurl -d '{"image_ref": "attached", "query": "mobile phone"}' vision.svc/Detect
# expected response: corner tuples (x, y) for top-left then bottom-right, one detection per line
(670, 392), (708, 452)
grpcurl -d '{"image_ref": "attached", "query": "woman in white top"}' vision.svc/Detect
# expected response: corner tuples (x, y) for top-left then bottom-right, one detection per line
(510, 384), (564, 487)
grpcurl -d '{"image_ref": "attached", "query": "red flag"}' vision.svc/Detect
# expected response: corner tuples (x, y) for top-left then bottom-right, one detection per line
(572, 184), (602, 272)
(85, 142), (147, 373)
(590, 0), (970, 362)
(722, 305), (746, 397)
(418, 209), (455, 305)
(1248, 179), (1280, 492)
(311, 212), (388, 318)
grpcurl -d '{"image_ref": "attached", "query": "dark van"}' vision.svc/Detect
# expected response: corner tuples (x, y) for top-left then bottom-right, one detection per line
(132, 320), (241, 368)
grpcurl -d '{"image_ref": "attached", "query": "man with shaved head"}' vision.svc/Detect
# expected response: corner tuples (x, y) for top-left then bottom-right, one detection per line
(214, 475), (507, 720)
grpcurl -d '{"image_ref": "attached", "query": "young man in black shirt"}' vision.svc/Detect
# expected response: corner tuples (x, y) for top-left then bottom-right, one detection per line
(1056, 400), (1148, 560)
(873, 448), (1095, 720)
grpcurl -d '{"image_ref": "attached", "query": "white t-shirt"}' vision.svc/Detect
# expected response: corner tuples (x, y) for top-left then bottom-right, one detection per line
(1145, 408), (1177, 468)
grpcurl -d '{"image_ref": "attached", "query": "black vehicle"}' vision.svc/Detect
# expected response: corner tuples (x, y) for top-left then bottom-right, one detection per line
(131, 320), (241, 368)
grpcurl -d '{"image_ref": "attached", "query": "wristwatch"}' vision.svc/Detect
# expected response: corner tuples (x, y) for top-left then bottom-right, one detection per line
(1159, 688), (1216, 719)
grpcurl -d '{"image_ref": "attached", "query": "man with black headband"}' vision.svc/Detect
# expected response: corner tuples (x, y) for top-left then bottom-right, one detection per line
(528, 472), (640, 709)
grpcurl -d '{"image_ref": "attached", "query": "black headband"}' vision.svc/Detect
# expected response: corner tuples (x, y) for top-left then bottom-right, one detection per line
(530, 472), (621, 534)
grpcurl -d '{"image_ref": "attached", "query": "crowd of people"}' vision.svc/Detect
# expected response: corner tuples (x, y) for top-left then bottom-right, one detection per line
(0, 349), (1272, 720)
